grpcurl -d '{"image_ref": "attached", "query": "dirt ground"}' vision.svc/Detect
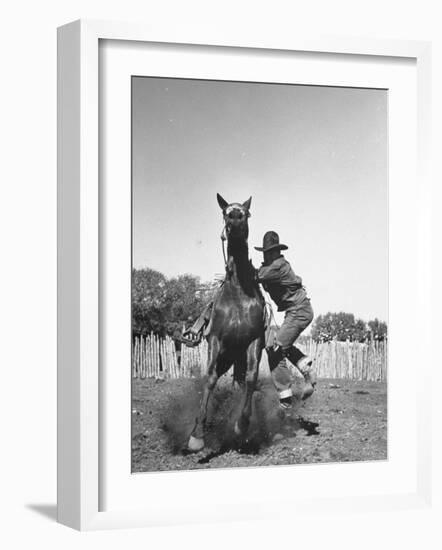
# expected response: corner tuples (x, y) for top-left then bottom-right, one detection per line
(132, 375), (387, 472)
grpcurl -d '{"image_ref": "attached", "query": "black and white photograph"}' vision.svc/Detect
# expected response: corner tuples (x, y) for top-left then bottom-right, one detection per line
(3, 1), (439, 543)
(131, 76), (388, 472)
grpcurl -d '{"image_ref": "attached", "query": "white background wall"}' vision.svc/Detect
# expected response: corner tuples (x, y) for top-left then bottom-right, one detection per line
(0, 1), (440, 548)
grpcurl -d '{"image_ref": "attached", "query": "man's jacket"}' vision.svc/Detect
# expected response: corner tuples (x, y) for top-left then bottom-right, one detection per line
(257, 255), (308, 311)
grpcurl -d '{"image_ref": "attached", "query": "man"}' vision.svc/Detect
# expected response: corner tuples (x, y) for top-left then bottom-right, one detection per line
(255, 231), (315, 406)
(182, 230), (316, 406)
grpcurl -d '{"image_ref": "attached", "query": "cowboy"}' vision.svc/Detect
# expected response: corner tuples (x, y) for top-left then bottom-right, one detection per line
(255, 231), (316, 405)
(183, 230), (316, 405)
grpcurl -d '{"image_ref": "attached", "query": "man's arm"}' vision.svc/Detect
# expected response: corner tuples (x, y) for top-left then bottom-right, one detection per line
(257, 262), (281, 283)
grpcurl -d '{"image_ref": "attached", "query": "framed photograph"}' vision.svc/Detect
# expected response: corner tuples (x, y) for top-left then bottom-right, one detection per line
(57, 20), (432, 530)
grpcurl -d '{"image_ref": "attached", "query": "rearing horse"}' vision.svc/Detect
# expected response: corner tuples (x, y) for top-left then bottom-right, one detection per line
(187, 194), (266, 452)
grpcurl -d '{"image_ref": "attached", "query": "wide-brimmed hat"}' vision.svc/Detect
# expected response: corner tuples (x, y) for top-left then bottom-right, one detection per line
(254, 231), (288, 252)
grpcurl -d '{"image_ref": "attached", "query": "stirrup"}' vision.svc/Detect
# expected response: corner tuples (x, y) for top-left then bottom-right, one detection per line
(180, 331), (203, 347)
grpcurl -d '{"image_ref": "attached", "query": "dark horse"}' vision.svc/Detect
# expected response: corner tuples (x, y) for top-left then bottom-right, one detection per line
(187, 194), (266, 452)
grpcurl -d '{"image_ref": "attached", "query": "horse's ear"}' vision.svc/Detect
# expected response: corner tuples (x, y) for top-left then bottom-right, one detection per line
(242, 196), (252, 211)
(217, 193), (229, 211)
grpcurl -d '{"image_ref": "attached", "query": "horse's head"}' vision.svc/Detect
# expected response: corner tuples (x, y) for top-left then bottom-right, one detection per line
(217, 193), (252, 241)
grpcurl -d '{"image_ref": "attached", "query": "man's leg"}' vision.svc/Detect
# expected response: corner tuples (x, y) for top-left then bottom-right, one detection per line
(276, 302), (316, 400)
(265, 325), (293, 407)
(266, 346), (293, 408)
(284, 347), (316, 399)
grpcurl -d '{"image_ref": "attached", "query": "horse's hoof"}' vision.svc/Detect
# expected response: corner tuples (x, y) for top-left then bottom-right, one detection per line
(187, 435), (205, 452)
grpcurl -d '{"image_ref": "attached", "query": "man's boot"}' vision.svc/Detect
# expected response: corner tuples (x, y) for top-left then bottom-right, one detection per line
(284, 347), (316, 400)
(266, 346), (293, 410)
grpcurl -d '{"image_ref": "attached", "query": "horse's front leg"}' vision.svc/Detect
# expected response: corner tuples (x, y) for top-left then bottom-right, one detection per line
(235, 338), (263, 437)
(187, 338), (221, 452)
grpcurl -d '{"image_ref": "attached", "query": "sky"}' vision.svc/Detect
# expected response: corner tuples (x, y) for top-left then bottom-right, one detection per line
(132, 77), (388, 323)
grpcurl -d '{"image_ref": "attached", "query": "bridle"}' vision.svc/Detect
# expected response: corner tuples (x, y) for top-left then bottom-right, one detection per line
(220, 205), (250, 271)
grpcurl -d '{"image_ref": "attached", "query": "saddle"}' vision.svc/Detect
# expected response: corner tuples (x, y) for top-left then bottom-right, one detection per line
(181, 297), (274, 348)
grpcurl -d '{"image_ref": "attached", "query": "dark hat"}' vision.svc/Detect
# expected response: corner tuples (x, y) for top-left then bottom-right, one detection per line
(254, 231), (288, 252)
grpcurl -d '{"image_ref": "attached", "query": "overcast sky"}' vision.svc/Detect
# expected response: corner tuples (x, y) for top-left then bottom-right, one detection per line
(132, 77), (388, 323)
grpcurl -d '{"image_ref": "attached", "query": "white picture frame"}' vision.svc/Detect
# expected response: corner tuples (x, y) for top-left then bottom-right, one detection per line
(57, 19), (432, 531)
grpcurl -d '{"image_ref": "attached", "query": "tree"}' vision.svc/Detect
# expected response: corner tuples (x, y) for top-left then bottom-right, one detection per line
(161, 274), (210, 335)
(311, 312), (359, 342)
(132, 268), (218, 337)
(367, 318), (388, 341)
(132, 268), (167, 336)
(311, 312), (387, 342)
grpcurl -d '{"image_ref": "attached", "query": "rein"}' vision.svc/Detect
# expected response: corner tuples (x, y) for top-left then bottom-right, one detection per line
(220, 224), (228, 270)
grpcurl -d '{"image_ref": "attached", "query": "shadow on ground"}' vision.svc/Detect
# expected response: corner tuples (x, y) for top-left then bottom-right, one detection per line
(25, 504), (57, 522)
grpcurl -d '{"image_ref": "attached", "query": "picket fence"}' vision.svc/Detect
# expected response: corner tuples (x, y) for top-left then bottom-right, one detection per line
(299, 338), (387, 382)
(132, 334), (387, 382)
(132, 334), (208, 379)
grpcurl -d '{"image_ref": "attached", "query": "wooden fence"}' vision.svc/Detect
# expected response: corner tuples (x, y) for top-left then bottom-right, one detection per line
(132, 334), (208, 379)
(132, 334), (387, 382)
(299, 339), (387, 381)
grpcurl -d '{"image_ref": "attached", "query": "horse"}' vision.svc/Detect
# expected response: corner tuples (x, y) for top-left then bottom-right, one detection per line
(187, 193), (266, 452)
